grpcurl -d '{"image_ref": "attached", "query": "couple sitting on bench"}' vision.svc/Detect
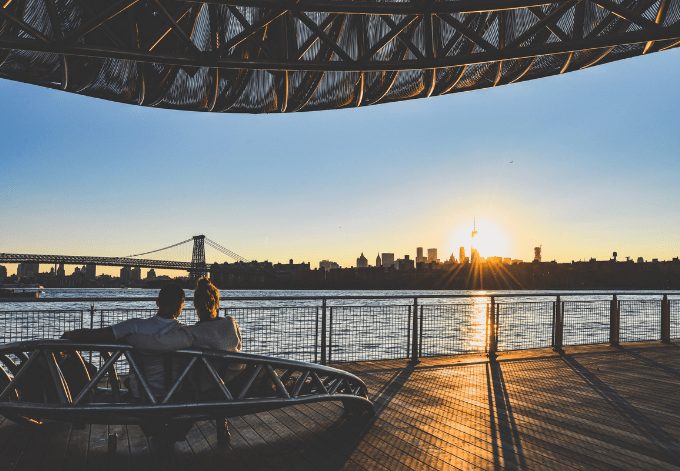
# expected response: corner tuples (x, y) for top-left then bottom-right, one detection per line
(62, 278), (241, 441)
(64, 278), (241, 397)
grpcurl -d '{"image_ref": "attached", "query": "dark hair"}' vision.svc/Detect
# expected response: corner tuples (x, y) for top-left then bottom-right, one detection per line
(194, 277), (219, 319)
(157, 283), (186, 315)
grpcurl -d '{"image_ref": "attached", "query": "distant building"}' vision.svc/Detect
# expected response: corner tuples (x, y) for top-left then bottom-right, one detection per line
(459, 247), (467, 264)
(84, 264), (96, 280)
(396, 255), (415, 270)
(375, 253), (382, 267)
(381, 253), (395, 268)
(0, 265), (7, 281)
(471, 248), (480, 264)
(487, 256), (503, 264)
(120, 266), (131, 283)
(448, 253), (456, 263)
(427, 248), (438, 263)
(130, 267), (142, 282)
(533, 246), (542, 263)
(356, 253), (368, 268)
(57, 263), (66, 278)
(17, 262), (39, 280)
(273, 260), (311, 274)
(319, 260), (340, 272)
(146, 269), (157, 280)
(637, 257), (644, 263)
(416, 247), (425, 264)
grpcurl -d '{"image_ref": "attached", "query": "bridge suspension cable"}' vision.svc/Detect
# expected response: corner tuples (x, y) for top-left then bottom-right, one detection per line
(205, 238), (250, 263)
(126, 238), (193, 258)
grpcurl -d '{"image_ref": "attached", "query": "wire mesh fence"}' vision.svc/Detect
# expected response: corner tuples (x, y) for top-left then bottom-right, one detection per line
(496, 302), (554, 351)
(419, 303), (488, 356)
(0, 310), (84, 345)
(0, 295), (676, 365)
(328, 305), (411, 362)
(225, 306), (319, 363)
(562, 301), (611, 346)
(619, 300), (661, 343)
(670, 300), (680, 340)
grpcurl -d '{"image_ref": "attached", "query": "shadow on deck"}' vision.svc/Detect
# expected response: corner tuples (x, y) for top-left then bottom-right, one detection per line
(1, 342), (680, 471)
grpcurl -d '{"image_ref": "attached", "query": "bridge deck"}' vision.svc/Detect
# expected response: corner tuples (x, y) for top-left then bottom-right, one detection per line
(1, 343), (679, 470)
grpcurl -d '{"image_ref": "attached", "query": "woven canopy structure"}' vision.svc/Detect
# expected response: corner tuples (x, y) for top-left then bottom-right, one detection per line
(1, 0), (679, 112)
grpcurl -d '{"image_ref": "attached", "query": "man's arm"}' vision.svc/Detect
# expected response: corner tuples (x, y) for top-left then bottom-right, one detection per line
(62, 327), (116, 343)
(125, 327), (193, 352)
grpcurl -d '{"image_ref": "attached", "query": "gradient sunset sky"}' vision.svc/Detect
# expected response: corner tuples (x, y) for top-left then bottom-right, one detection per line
(1, 48), (679, 275)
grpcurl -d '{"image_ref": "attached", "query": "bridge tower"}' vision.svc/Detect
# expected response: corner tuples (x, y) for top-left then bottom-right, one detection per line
(190, 235), (208, 280)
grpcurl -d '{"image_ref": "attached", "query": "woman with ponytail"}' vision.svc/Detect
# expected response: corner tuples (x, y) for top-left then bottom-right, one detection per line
(190, 277), (241, 352)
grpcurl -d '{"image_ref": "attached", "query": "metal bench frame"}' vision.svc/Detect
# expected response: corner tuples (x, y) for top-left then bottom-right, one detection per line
(0, 340), (373, 426)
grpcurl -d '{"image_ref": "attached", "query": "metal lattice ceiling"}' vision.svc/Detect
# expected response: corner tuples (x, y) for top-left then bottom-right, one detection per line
(1, 0), (679, 112)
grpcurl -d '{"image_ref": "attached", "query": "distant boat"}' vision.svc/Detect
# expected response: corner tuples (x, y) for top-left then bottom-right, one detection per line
(0, 288), (41, 299)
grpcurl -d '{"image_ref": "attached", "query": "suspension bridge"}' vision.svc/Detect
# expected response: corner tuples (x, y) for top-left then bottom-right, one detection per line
(0, 235), (249, 277)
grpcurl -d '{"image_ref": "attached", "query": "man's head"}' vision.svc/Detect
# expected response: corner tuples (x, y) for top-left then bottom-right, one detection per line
(156, 283), (186, 319)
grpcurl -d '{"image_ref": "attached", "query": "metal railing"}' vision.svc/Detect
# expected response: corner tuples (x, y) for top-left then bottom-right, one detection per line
(0, 293), (678, 364)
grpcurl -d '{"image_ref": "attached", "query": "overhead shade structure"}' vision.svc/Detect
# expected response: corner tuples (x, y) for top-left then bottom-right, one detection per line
(1, 0), (679, 113)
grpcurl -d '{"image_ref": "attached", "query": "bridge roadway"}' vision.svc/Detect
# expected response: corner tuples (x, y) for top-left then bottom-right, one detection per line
(1, 342), (679, 470)
(0, 253), (207, 271)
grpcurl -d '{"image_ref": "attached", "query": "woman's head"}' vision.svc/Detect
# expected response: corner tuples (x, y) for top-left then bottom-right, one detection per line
(193, 277), (220, 321)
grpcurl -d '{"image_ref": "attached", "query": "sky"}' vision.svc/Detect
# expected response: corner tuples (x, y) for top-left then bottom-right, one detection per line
(1, 48), (679, 275)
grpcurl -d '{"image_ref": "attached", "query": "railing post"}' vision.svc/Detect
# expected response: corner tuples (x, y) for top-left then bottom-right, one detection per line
(661, 294), (670, 344)
(328, 307), (333, 364)
(320, 298), (327, 365)
(610, 294), (619, 346)
(89, 304), (95, 330)
(406, 305), (411, 359)
(553, 295), (563, 351)
(314, 307), (319, 363)
(411, 297), (419, 362)
(488, 296), (497, 358)
(419, 305), (424, 358)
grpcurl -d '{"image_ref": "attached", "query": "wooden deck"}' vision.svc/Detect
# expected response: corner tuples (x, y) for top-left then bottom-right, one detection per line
(1, 343), (680, 470)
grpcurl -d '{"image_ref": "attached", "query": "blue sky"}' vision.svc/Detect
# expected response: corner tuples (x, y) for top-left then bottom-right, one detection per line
(1, 48), (679, 273)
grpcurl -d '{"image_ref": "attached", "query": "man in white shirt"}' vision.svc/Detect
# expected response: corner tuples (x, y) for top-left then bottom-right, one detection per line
(62, 283), (186, 398)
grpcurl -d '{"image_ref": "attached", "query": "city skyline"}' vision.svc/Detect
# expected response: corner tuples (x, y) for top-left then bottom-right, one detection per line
(2, 50), (680, 276)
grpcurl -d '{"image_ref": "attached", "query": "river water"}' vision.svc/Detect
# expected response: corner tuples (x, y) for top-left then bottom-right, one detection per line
(1, 288), (678, 362)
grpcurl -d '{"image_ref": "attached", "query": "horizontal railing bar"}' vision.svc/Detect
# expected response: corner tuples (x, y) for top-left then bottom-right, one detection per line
(1, 292), (679, 303)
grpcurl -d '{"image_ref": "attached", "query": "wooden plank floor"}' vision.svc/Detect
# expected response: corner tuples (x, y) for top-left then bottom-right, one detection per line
(1, 343), (680, 470)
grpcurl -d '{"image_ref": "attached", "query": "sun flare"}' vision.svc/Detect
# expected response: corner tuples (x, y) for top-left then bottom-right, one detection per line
(449, 218), (512, 258)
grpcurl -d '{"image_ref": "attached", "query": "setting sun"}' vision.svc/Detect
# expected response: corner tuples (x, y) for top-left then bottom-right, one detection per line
(448, 218), (512, 258)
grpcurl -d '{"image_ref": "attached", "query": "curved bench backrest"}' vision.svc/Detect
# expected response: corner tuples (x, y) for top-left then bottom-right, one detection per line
(0, 341), (373, 424)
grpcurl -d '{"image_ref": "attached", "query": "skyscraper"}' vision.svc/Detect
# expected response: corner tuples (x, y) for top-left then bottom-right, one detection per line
(459, 246), (466, 264)
(376, 253), (382, 267)
(84, 264), (96, 280)
(427, 248), (438, 263)
(471, 218), (478, 262)
(130, 266), (142, 282)
(356, 253), (368, 268)
(17, 262), (39, 279)
(381, 253), (395, 268)
(534, 246), (542, 263)
(416, 247), (425, 263)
